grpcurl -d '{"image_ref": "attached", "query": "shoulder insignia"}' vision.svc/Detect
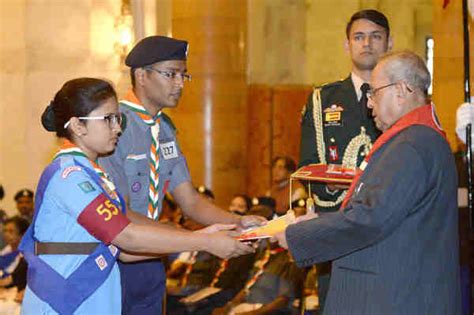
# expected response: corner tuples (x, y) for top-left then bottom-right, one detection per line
(302, 86), (323, 118)
(61, 166), (82, 179)
(161, 112), (177, 132)
(318, 79), (344, 91)
(57, 155), (75, 167)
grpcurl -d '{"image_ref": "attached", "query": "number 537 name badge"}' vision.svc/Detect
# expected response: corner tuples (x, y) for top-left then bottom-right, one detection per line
(160, 141), (178, 160)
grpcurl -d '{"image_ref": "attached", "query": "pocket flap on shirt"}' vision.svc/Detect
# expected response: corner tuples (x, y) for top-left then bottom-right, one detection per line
(126, 153), (147, 161)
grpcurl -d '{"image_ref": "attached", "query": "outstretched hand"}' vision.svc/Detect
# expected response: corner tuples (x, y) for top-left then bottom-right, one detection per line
(206, 231), (255, 259)
(239, 215), (267, 230)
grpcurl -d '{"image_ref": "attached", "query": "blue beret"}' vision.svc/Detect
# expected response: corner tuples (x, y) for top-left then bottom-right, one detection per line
(125, 36), (188, 68)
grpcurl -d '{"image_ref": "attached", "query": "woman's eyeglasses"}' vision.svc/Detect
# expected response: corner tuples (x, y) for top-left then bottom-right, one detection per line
(64, 113), (122, 129)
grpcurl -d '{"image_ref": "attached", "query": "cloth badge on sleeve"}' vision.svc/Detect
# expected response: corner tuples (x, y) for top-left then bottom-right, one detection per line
(78, 181), (96, 193)
(77, 194), (131, 244)
(95, 255), (108, 271)
(100, 182), (117, 200)
(61, 166), (82, 179)
(131, 181), (142, 192)
(324, 104), (344, 127)
(160, 141), (178, 160)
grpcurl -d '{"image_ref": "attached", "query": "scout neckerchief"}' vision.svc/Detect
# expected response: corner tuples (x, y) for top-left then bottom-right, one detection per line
(341, 103), (447, 209)
(243, 246), (285, 294)
(121, 90), (162, 220)
(55, 139), (119, 203)
(209, 259), (229, 288)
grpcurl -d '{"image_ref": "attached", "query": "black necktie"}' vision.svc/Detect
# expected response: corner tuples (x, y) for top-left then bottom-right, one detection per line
(360, 83), (371, 118)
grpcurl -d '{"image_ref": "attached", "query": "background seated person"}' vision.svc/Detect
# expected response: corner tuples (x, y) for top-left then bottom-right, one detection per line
(228, 194), (251, 215)
(14, 189), (34, 223)
(212, 240), (303, 315)
(266, 156), (306, 216)
(166, 186), (218, 299)
(0, 216), (30, 303)
(180, 197), (276, 314)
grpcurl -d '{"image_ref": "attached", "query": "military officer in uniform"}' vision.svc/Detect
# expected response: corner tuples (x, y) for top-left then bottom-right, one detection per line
(298, 9), (392, 310)
(300, 9), (392, 213)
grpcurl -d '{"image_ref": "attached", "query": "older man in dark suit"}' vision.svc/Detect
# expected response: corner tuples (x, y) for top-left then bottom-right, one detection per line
(275, 51), (461, 314)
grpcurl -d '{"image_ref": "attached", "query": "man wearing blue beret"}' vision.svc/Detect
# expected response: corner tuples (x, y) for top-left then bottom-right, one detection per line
(100, 36), (264, 315)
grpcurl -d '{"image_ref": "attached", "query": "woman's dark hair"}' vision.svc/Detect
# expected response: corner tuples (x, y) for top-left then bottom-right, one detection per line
(272, 155), (297, 173)
(232, 194), (251, 212)
(4, 216), (30, 236)
(41, 78), (117, 139)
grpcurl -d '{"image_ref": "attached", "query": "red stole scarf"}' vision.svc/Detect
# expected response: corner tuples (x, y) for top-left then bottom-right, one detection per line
(341, 104), (447, 209)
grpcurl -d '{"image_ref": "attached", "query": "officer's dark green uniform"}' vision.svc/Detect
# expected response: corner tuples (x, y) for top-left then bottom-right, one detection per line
(299, 76), (380, 212)
(299, 76), (380, 313)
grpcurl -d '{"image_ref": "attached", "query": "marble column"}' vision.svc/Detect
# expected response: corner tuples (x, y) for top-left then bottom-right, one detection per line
(170, 0), (248, 207)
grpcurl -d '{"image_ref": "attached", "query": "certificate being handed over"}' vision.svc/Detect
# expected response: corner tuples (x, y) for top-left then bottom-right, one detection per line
(236, 211), (296, 241)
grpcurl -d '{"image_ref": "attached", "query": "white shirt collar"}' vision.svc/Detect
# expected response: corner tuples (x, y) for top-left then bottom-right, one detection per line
(351, 72), (367, 101)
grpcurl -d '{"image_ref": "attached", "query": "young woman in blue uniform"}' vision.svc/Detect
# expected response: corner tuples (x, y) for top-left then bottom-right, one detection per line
(20, 78), (254, 315)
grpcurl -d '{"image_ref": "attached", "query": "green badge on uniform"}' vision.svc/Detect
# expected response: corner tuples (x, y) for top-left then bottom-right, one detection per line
(78, 181), (95, 193)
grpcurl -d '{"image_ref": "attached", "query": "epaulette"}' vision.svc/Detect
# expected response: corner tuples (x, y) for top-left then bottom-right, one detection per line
(161, 112), (177, 132)
(302, 79), (345, 117)
(315, 78), (345, 91)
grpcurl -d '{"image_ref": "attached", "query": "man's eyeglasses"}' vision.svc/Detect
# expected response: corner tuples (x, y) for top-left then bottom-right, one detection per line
(64, 113), (122, 129)
(367, 81), (413, 99)
(366, 82), (399, 99)
(145, 67), (192, 82)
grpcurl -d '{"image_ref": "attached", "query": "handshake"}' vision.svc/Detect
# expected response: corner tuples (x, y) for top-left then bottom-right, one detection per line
(456, 103), (474, 146)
